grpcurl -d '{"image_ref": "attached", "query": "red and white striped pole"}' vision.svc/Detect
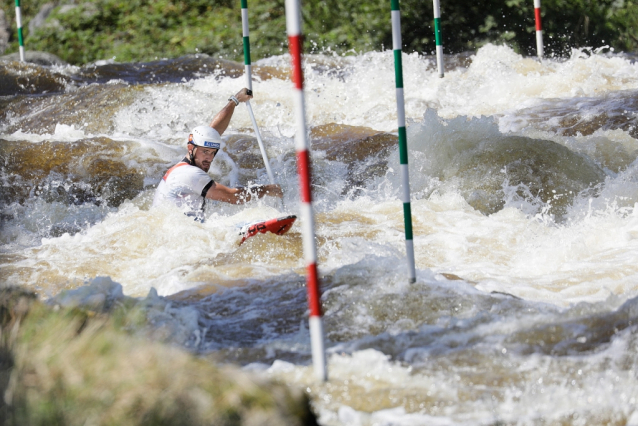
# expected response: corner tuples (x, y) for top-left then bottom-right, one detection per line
(285, 0), (327, 382)
(534, 0), (544, 58)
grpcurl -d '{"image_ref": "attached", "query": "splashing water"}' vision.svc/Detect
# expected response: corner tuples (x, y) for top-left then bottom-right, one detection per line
(3, 44), (638, 424)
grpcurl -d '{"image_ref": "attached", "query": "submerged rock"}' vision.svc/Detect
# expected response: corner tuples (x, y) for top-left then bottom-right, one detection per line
(310, 123), (399, 197)
(0, 137), (146, 209)
(0, 286), (318, 426)
(409, 110), (607, 218)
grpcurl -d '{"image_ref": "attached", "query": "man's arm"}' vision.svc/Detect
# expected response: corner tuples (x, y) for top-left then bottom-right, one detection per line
(210, 88), (253, 135)
(205, 182), (283, 204)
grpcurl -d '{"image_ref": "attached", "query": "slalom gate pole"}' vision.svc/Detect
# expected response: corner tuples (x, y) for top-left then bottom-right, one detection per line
(534, 0), (544, 58)
(14, 0), (25, 62)
(433, 0), (444, 78)
(285, 0), (328, 382)
(241, 0), (276, 185)
(391, 0), (417, 284)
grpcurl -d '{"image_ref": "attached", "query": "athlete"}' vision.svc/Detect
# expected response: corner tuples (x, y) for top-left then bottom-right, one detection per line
(153, 88), (283, 221)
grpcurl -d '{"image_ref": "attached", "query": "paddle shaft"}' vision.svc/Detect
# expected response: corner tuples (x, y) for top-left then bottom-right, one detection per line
(241, 0), (276, 187)
(246, 100), (276, 185)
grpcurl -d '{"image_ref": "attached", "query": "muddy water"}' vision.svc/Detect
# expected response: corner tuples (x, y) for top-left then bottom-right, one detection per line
(2, 46), (638, 424)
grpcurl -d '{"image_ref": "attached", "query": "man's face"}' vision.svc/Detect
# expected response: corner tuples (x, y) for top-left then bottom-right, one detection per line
(191, 146), (218, 172)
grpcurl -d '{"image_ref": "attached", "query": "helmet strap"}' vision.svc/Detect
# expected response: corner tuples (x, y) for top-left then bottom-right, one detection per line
(187, 134), (196, 164)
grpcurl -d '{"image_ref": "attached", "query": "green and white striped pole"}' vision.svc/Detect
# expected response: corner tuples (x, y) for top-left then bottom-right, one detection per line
(391, 0), (417, 283)
(433, 0), (444, 77)
(14, 0), (25, 62)
(241, 0), (276, 185)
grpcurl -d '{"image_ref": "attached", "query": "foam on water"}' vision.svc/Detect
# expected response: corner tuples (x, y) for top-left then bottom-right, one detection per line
(251, 279), (638, 424)
(259, 328), (638, 425)
(5, 44), (638, 303)
(4, 123), (88, 142)
(109, 45), (638, 141)
(2, 195), (296, 297)
(5, 43), (638, 425)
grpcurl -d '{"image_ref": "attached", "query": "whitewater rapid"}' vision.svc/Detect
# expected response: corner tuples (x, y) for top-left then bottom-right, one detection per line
(3, 43), (638, 425)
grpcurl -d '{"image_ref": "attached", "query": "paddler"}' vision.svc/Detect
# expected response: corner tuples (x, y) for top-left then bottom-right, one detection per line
(152, 88), (283, 222)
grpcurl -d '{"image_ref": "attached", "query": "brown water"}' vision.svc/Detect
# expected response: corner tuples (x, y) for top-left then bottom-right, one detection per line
(3, 45), (638, 425)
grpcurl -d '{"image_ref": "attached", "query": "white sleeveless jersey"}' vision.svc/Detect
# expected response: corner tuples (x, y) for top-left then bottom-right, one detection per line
(153, 160), (214, 221)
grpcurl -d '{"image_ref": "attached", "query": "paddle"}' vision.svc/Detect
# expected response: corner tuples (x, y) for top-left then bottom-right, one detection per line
(241, 0), (284, 209)
(245, 90), (275, 185)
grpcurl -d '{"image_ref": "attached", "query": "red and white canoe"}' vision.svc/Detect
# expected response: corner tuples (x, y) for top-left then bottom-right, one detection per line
(238, 215), (297, 244)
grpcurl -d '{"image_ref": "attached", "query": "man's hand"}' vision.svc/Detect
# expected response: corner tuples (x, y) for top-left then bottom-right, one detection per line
(235, 88), (253, 103)
(211, 88), (253, 134)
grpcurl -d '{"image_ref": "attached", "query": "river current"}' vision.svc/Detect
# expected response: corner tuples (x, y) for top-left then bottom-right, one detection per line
(2, 44), (638, 425)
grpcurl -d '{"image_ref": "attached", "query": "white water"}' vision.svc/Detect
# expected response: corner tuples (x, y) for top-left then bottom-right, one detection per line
(3, 44), (638, 424)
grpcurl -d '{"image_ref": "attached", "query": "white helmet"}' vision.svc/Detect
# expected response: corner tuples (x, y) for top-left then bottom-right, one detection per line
(189, 126), (222, 150)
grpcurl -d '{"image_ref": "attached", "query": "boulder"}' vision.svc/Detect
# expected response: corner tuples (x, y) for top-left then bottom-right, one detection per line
(29, 2), (56, 35)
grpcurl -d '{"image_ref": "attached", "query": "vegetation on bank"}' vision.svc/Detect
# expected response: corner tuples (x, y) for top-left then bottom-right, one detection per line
(1, 0), (637, 65)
